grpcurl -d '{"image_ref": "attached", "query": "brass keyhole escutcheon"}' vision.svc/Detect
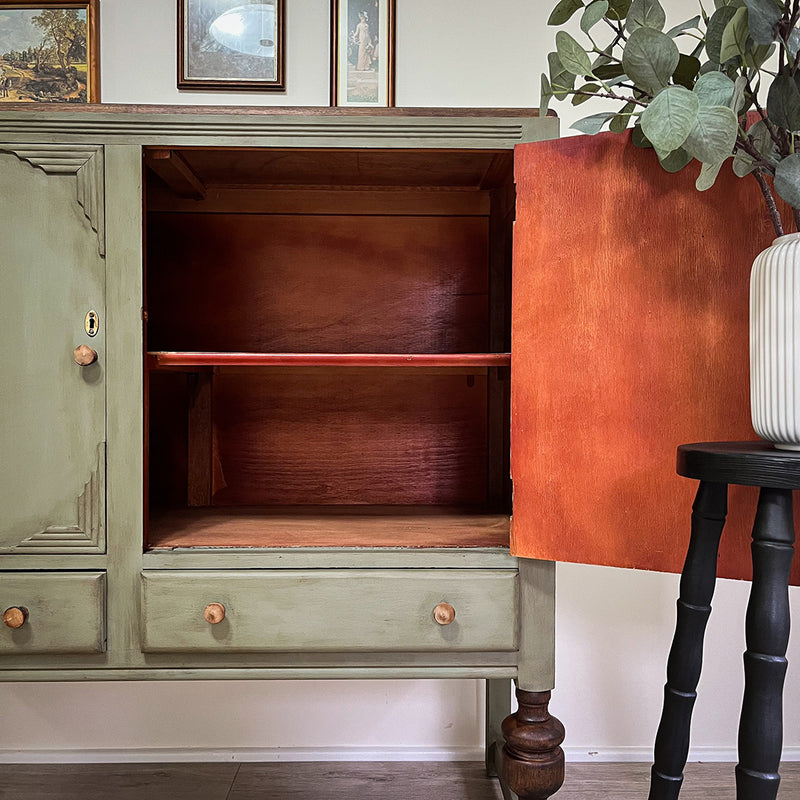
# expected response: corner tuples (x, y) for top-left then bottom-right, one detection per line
(84, 310), (99, 337)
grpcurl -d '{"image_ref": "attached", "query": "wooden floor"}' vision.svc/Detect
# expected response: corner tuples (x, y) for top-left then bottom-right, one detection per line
(1, 761), (799, 799)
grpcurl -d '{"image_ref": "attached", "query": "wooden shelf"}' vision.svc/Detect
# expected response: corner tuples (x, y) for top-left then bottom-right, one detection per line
(147, 506), (510, 550)
(147, 352), (511, 369)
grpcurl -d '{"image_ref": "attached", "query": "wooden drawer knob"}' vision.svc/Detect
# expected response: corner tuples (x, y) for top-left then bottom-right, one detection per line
(203, 602), (226, 624)
(433, 602), (456, 625)
(73, 345), (98, 366)
(3, 606), (29, 629)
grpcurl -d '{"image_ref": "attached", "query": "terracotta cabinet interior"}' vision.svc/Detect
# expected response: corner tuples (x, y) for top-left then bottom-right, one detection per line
(143, 147), (516, 551)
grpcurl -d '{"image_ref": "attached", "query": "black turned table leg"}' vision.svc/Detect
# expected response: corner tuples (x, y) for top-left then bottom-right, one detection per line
(735, 488), (795, 800)
(649, 480), (728, 800)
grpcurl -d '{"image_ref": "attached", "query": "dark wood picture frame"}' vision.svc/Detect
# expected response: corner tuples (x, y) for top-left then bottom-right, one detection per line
(330, 0), (395, 107)
(0, 0), (99, 103)
(178, 0), (285, 92)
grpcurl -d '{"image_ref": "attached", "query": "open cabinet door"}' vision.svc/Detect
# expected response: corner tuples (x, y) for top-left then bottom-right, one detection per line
(510, 130), (800, 584)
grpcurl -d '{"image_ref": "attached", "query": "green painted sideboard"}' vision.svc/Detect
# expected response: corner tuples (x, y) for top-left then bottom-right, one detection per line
(0, 106), (562, 799)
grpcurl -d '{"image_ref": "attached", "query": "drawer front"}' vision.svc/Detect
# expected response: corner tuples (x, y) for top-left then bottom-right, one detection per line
(141, 569), (518, 653)
(0, 572), (106, 655)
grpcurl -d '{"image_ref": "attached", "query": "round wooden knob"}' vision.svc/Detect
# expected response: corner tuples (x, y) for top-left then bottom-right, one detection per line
(203, 602), (226, 624)
(433, 602), (456, 625)
(3, 606), (28, 629)
(73, 345), (98, 366)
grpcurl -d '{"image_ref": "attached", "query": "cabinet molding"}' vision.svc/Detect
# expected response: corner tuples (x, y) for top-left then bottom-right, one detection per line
(0, 144), (105, 256)
(13, 442), (105, 554)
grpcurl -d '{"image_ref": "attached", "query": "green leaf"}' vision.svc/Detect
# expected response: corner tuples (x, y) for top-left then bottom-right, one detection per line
(749, 119), (778, 160)
(581, 0), (610, 32)
(673, 54), (702, 88)
(683, 105), (739, 163)
(610, 102), (636, 132)
(572, 82), (601, 104)
(706, 6), (739, 63)
(767, 74), (800, 131)
(556, 30), (594, 75)
(622, 27), (680, 95)
(540, 74), (553, 117)
(745, 42), (775, 68)
(570, 112), (618, 134)
(607, 0), (633, 20)
(775, 153), (800, 208)
(733, 150), (756, 176)
(626, 0), (666, 32)
(744, 0), (782, 45)
(659, 147), (693, 172)
(731, 74), (747, 112)
(693, 71), (736, 107)
(640, 85), (699, 151)
(631, 122), (653, 147)
(548, 0), (584, 25)
(593, 63), (626, 79)
(714, 0), (746, 7)
(666, 16), (702, 37)
(719, 6), (750, 62)
(548, 52), (576, 98)
(696, 159), (726, 190)
(788, 28), (800, 60)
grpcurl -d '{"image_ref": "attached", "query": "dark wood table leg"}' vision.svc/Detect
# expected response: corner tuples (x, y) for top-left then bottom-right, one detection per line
(649, 480), (728, 800)
(735, 487), (795, 800)
(501, 688), (565, 800)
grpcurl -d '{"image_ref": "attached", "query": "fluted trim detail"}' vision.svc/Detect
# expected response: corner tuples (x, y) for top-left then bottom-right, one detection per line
(750, 233), (800, 449)
(0, 144), (105, 255)
(14, 442), (105, 552)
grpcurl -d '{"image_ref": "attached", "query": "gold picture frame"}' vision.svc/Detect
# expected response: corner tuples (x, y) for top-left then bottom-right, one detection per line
(178, 0), (285, 92)
(0, 0), (99, 103)
(331, 0), (394, 107)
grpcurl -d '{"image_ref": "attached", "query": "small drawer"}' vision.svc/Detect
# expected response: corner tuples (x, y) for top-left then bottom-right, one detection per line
(0, 572), (106, 655)
(141, 569), (518, 653)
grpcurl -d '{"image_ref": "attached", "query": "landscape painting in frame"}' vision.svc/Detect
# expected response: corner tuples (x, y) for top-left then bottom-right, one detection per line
(179, 0), (285, 91)
(331, 0), (394, 106)
(0, 1), (98, 103)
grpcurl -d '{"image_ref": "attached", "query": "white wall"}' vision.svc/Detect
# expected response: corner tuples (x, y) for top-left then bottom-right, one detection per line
(3, 0), (800, 763)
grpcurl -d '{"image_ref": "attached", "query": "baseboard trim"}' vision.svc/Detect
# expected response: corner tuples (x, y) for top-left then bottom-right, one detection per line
(3, 745), (800, 765)
(0, 746), (485, 764)
(564, 747), (800, 763)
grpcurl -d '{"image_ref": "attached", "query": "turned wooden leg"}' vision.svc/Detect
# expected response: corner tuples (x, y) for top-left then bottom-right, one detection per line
(649, 480), (728, 800)
(501, 688), (565, 800)
(735, 488), (794, 800)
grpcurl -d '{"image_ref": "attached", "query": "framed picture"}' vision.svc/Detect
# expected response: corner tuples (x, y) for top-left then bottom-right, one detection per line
(331, 0), (394, 107)
(178, 0), (285, 91)
(0, 1), (99, 103)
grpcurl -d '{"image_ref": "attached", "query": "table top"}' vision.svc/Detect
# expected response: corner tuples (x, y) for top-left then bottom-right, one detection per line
(677, 442), (800, 488)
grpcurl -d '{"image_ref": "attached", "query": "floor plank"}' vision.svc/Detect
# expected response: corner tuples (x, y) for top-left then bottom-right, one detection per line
(2, 761), (800, 800)
(0, 763), (239, 800)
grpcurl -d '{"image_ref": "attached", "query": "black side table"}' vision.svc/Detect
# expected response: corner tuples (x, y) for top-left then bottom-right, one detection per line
(649, 442), (799, 800)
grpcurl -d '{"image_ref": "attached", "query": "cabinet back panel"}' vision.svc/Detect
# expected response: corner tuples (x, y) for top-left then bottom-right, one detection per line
(211, 371), (488, 506)
(146, 214), (490, 353)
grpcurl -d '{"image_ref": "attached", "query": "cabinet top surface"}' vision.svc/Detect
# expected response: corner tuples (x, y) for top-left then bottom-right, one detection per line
(0, 104), (558, 148)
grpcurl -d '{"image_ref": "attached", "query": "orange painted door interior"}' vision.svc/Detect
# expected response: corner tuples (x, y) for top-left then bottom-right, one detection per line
(510, 130), (800, 584)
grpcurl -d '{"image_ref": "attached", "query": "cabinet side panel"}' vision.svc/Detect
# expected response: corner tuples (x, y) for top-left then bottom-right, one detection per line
(509, 131), (797, 583)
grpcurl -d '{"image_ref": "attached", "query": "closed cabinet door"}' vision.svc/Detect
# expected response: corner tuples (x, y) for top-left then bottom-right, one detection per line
(0, 144), (106, 553)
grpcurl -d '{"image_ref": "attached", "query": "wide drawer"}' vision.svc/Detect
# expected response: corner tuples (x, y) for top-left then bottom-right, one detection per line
(141, 569), (518, 653)
(0, 572), (106, 655)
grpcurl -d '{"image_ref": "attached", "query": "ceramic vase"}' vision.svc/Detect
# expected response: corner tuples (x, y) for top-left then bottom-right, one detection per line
(751, 231), (800, 449)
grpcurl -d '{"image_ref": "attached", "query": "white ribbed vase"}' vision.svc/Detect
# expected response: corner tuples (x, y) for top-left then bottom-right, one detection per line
(750, 232), (800, 449)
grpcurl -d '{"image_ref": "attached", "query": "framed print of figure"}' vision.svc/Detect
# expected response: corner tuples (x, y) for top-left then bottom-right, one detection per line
(331, 0), (394, 107)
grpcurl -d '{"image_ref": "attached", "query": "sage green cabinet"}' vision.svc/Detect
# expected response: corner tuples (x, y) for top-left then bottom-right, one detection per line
(0, 571), (106, 654)
(141, 569), (518, 654)
(0, 145), (106, 554)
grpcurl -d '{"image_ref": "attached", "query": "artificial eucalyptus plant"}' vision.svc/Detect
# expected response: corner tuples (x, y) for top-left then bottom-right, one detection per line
(541, 0), (800, 236)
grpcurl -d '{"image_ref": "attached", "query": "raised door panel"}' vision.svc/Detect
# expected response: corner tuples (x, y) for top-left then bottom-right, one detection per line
(510, 131), (799, 583)
(0, 146), (106, 553)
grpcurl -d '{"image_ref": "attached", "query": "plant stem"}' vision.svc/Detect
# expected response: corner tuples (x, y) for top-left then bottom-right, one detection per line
(744, 72), (785, 154)
(753, 168), (785, 237)
(569, 89), (649, 107)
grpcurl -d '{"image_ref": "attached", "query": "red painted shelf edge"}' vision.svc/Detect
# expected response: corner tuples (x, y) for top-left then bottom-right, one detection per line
(147, 352), (511, 367)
